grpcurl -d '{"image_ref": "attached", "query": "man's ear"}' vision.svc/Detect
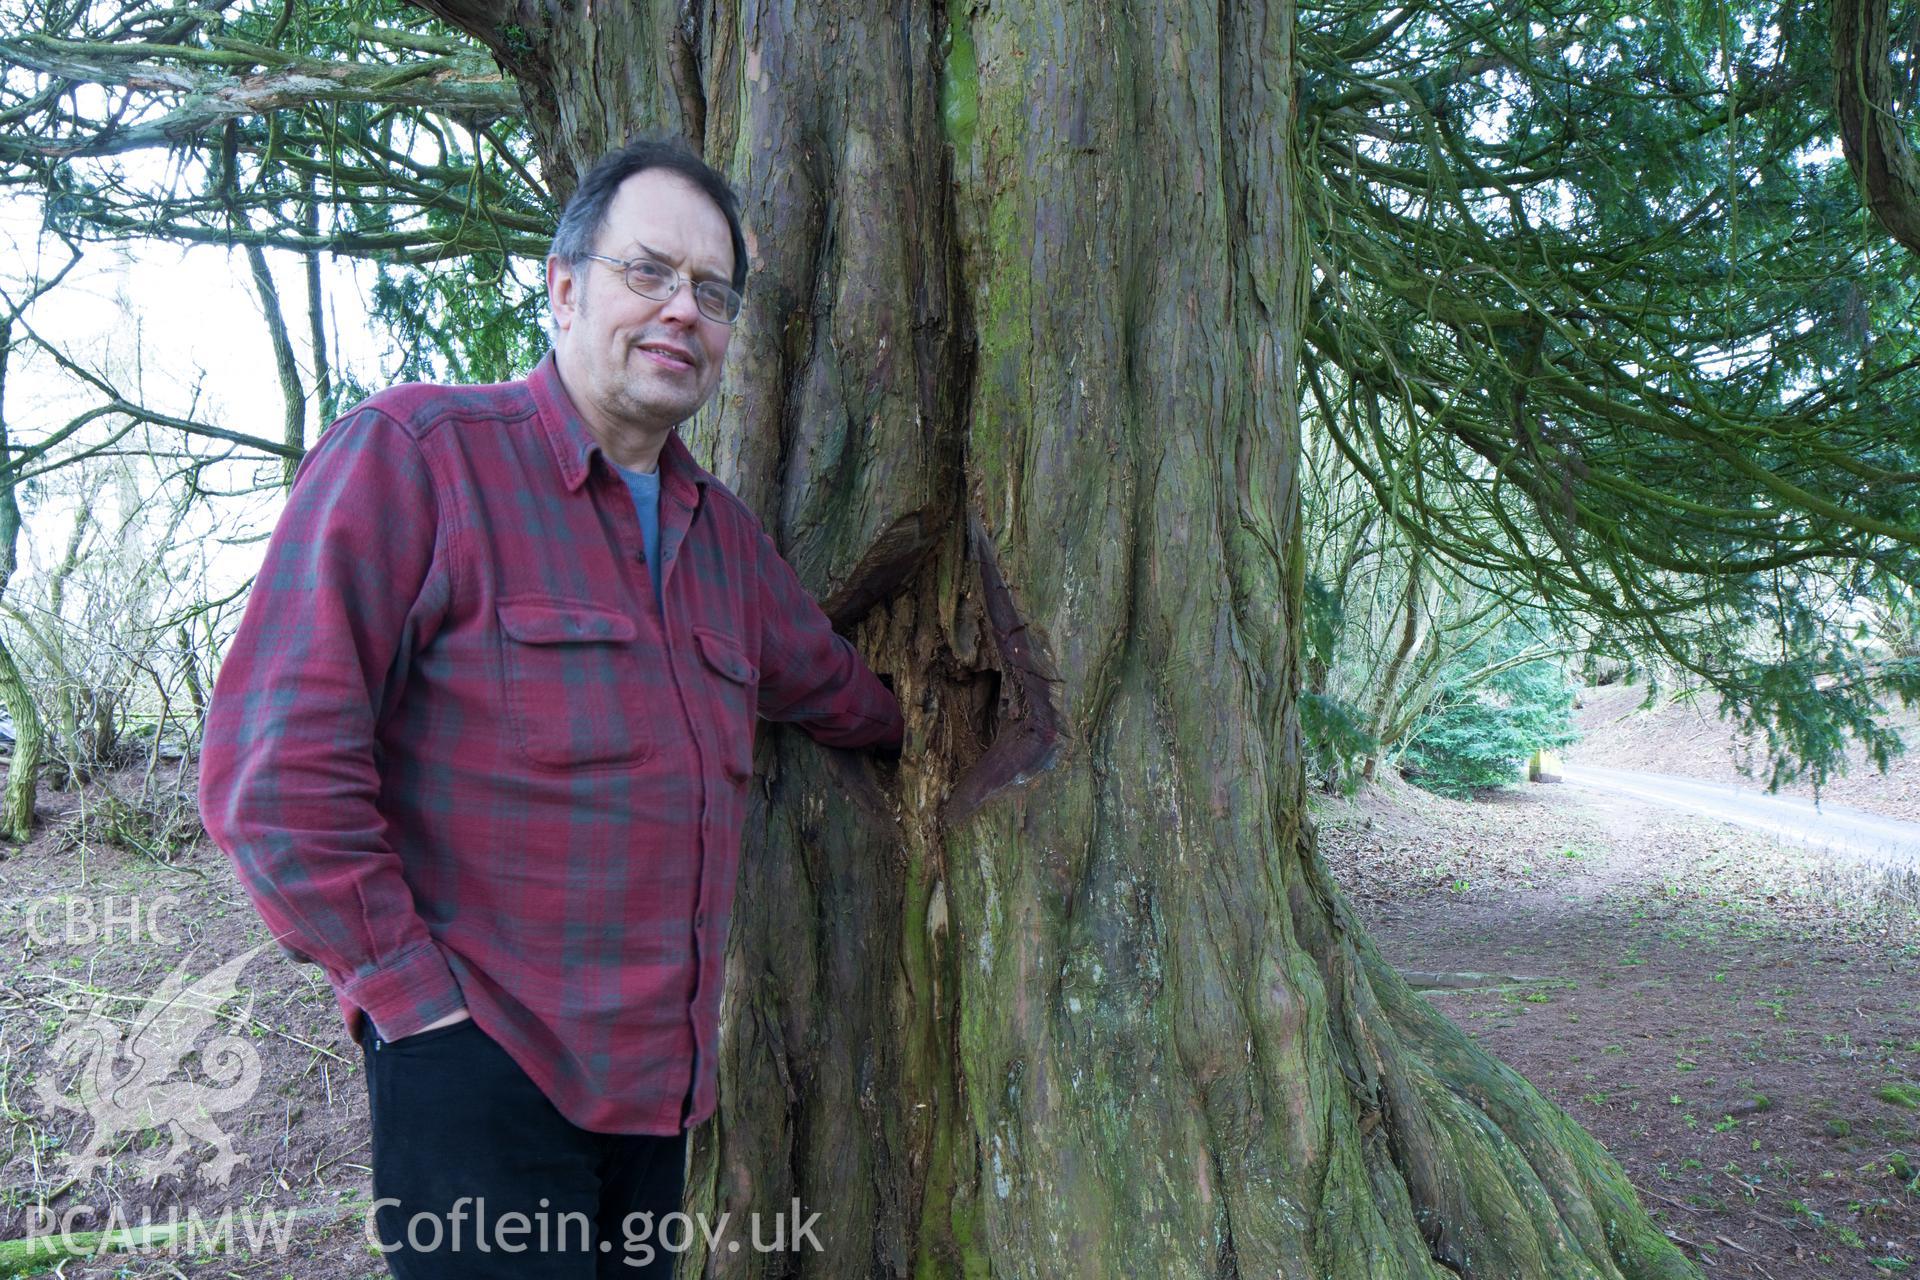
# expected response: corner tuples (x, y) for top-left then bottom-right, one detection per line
(547, 256), (580, 334)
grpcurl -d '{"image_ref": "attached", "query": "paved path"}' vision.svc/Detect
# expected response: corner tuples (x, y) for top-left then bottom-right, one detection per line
(1559, 763), (1920, 869)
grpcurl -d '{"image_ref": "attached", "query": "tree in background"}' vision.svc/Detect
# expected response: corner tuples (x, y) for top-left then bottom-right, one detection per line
(0, 232), (282, 837)
(1296, 1), (1920, 793)
(6, 0), (1920, 1274)
(0, 251), (74, 839)
(0, 2), (549, 838)
(1302, 414), (1576, 793)
(0, 0), (550, 416)
(1396, 619), (1581, 799)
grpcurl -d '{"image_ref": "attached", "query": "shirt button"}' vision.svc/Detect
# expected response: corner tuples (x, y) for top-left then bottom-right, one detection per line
(694, 912), (708, 929)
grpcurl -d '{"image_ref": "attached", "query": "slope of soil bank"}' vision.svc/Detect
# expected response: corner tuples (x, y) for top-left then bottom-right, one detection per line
(1320, 777), (1920, 1279)
(0, 774), (393, 1279)
(1570, 681), (1920, 823)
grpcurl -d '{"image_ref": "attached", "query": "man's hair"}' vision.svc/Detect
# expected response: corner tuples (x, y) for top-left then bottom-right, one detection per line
(549, 136), (749, 294)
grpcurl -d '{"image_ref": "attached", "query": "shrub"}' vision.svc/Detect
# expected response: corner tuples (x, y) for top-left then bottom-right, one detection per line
(1399, 630), (1579, 798)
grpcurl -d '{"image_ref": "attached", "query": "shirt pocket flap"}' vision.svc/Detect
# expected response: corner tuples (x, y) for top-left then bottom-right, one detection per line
(693, 627), (759, 684)
(498, 599), (639, 645)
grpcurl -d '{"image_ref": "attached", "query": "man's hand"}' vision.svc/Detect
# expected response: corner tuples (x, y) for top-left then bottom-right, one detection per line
(393, 1008), (471, 1041)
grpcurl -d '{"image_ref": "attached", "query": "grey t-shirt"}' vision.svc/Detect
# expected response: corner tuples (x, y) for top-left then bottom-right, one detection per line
(615, 463), (663, 611)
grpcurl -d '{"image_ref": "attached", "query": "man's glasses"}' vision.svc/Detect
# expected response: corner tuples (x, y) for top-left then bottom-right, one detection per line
(578, 253), (744, 325)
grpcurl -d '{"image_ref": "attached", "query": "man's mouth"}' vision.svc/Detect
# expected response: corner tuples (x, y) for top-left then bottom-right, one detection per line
(635, 341), (696, 372)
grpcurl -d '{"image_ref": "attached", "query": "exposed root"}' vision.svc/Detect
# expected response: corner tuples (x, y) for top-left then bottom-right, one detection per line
(1296, 830), (1700, 1280)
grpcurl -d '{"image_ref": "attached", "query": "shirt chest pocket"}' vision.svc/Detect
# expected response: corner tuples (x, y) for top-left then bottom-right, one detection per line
(692, 626), (759, 783)
(497, 599), (655, 769)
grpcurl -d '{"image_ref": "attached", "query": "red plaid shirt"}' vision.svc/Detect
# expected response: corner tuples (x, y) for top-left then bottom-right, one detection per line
(198, 353), (903, 1134)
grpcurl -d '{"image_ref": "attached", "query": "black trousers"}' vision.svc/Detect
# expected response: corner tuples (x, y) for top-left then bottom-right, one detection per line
(358, 1015), (689, 1278)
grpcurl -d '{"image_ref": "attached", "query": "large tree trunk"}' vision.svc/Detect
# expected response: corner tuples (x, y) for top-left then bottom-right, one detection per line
(419, 1), (1695, 1275)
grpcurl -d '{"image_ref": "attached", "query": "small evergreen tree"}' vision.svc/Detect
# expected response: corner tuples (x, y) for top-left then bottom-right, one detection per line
(1399, 627), (1580, 798)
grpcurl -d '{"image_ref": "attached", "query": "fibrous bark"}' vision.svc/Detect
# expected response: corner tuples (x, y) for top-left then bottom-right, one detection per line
(1834, 0), (1920, 254)
(416, 1), (1699, 1275)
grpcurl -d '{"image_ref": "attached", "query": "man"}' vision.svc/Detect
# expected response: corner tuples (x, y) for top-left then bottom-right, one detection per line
(198, 137), (905, 1277)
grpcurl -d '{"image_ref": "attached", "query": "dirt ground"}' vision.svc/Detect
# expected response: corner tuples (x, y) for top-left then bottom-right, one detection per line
(1, 764), (1916, 1277)
(0, 774), (385, 1278)
(1320, 776), (1920, 1279)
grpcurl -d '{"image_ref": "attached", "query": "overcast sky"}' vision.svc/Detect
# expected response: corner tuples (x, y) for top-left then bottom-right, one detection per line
(0, 187), (404, 610)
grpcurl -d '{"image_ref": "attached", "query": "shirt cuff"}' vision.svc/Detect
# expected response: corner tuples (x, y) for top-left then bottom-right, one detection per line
(342, 939), (464, 1042)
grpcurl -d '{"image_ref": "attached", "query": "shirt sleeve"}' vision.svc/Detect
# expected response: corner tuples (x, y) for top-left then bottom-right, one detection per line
(197, 406), (465, 1042)
(752, 528), (906, 752)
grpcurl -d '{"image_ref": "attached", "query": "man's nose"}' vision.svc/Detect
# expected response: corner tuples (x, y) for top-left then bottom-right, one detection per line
(658, 279), (704, 325)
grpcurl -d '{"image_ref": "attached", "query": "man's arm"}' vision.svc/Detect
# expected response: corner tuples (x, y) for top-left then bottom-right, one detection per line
(753, 529), (905, 752)
(198, 407), (466, 1043)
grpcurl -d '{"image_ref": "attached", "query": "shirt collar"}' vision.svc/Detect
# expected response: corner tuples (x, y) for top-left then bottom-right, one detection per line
(528, 350), (709, 508)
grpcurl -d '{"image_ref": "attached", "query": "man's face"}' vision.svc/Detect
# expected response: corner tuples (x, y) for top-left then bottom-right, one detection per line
(548, 168), (736, 437)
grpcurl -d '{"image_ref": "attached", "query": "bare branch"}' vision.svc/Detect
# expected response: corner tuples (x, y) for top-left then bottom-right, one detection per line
(0, 34), (520, 162)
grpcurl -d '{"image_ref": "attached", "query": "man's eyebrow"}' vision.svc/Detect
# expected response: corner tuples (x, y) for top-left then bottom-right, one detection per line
(634, 240), (730, 283)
